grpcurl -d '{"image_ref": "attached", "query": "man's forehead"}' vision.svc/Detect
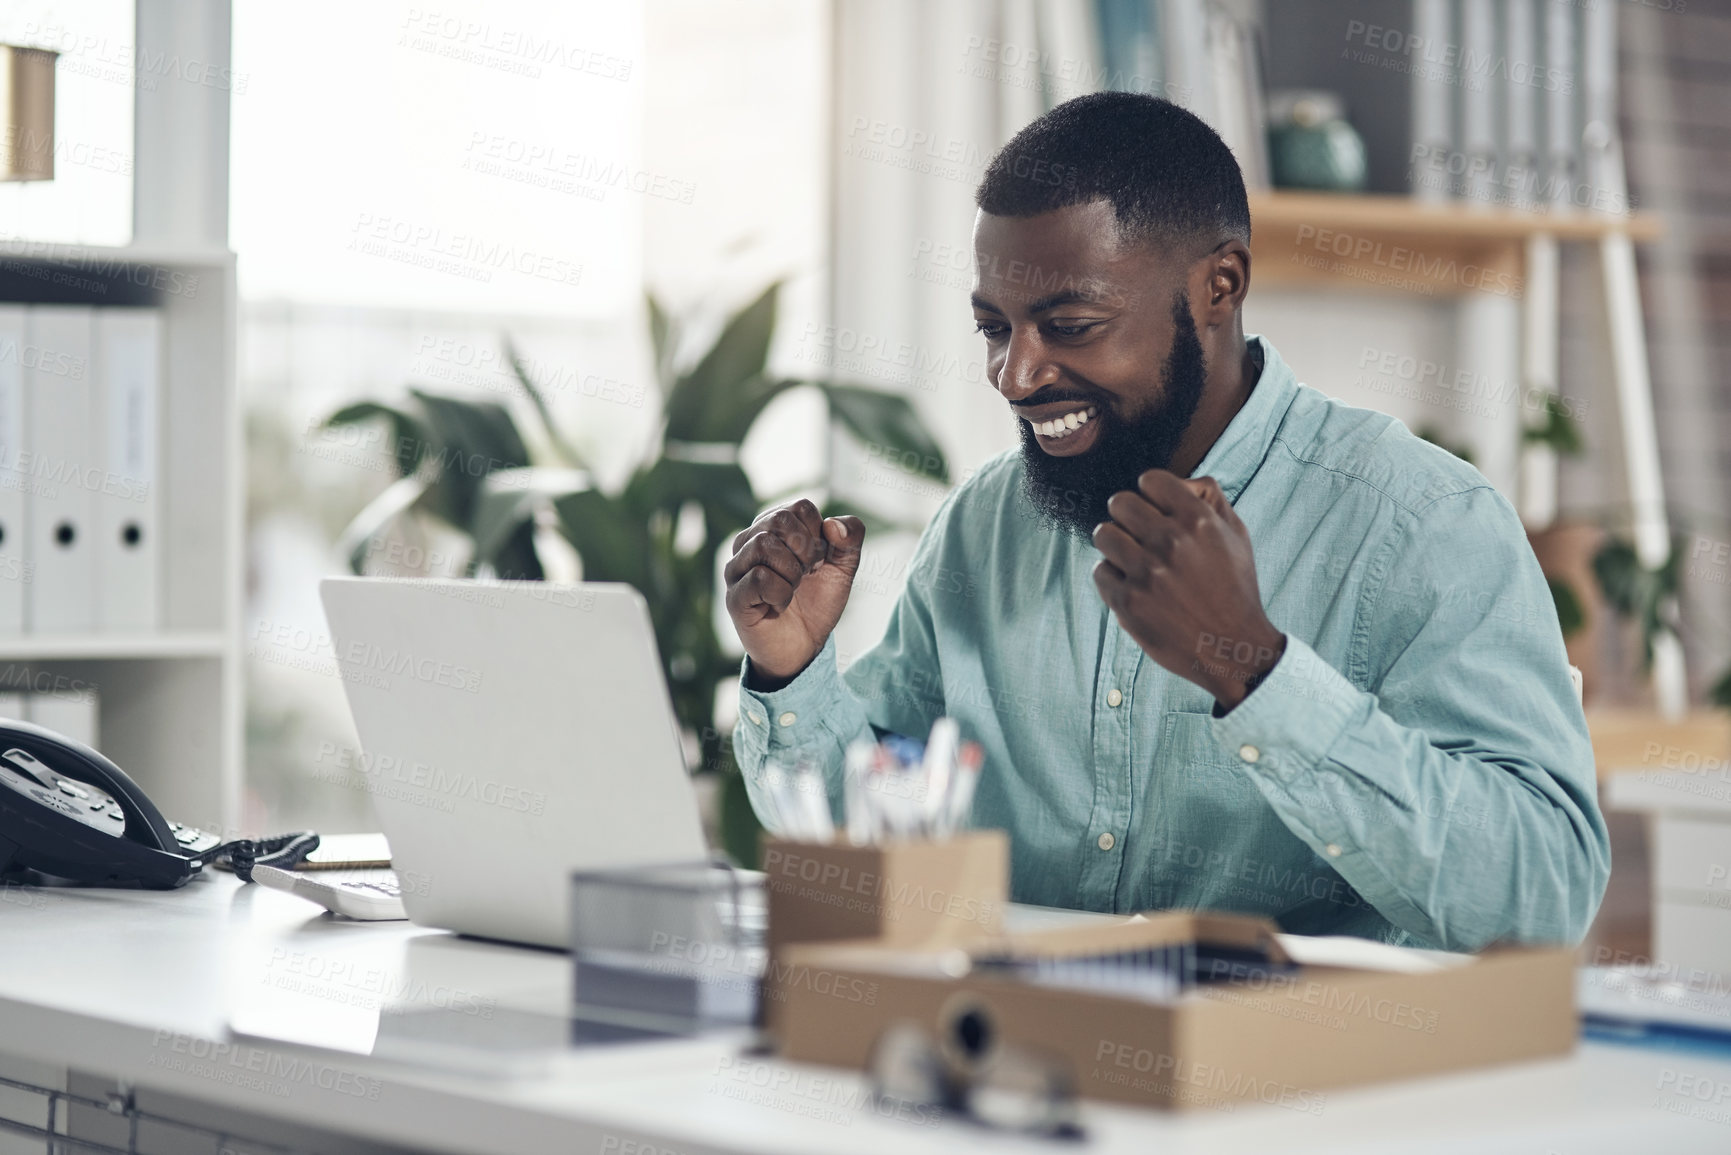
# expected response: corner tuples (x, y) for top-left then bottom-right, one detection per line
(972, 201), (1127, 262)
(971, 204), (1143, 311)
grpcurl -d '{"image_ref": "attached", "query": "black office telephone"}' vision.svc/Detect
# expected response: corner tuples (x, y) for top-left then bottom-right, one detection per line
(0, 719), (316, 889)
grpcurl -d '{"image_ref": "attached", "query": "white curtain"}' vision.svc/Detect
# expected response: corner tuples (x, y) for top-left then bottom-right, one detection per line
(821, 0), (1098, 659)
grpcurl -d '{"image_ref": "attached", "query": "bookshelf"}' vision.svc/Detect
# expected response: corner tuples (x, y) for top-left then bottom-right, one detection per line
(0, 242), (241, 831)
(0, 2), (241, 831)
(1248, 191), (1663, 293)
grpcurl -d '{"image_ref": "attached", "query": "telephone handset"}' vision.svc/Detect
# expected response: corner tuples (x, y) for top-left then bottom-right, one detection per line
(0, 719), (315, 889)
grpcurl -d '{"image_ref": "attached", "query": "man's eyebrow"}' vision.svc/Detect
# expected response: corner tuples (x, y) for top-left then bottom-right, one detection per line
(970, 293), (1005, 315)
(1024, 288), (1111, 314)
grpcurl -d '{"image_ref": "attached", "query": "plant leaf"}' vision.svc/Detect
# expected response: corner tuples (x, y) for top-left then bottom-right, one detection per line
(1591, 538), (1643, 617)
(486, 518), (545, 581)
(470, 467), (590, 567)
(1522, 393), (1585, 457)
(1548, 577), (1585, 638)
(335, 471), (432, 575)
(647, 293), (676, 394)
(663, 283), (780, 442)
(323, 401), (432, 478)
(628, 458), (759, 544)
(404, 387), (533, 527)
(502, 336), (586, 469)
(821, 384), (950, 484)
(552, 489), (652, 588)
(407, 388), (532, 470)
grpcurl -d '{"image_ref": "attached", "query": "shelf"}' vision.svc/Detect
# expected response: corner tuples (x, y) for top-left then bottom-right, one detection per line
(1588, 708), (1730, 781)
(0, 633), (230, 661)
(0, 240), (235, 268)
(1248, 191), (1662, 295)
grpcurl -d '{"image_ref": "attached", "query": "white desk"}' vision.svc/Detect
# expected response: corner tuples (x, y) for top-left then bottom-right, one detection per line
(0, 873), (1728, 1154)
(1605, 767), (1731, 977)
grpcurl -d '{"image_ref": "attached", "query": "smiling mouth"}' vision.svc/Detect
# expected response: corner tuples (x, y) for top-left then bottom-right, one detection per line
(1023, 405), (1098, 440)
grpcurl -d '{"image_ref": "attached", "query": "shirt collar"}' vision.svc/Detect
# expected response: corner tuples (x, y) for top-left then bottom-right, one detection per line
(1189, 334), (1297, 504)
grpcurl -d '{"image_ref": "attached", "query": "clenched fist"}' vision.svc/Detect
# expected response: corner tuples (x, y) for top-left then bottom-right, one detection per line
(1092, 471), (1286, 711)
(724, 499), (866, 690)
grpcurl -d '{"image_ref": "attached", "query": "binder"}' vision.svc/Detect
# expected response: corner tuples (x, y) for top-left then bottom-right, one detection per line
(94, 309), (161, 631)
(23, 306), (96, 634)
(0, 307), (25, 632)
(28, 688), (98, 748)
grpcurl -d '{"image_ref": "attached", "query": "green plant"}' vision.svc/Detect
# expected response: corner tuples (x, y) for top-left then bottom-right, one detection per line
(1547, 577), (1585, 639)
(1591, 535), (1680, 668)
(1522, 392), (1585, 458)
(324, 284), (949, 863)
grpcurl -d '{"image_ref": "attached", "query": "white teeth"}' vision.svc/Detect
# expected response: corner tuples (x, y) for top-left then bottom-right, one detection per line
(1029, 406), (1097, 439)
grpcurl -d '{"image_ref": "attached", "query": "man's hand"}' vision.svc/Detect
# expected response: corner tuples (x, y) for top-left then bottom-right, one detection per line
(1091, 471), (1285, 711)
(724, 499), (866, 689)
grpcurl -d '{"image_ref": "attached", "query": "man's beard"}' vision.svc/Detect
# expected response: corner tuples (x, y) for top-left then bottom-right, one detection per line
(1017, 292), (1207, 537)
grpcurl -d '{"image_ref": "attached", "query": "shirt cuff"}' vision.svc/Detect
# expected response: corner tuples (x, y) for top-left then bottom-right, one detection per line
(1207, 634), (1362, 783)
(735, 635), (845, 761)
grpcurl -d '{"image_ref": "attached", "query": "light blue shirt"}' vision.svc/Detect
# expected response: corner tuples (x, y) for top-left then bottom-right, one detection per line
(735, 337), (1609, 951)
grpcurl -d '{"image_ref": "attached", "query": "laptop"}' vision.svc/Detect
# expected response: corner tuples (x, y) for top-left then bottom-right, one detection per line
(318, 577), (708, 948)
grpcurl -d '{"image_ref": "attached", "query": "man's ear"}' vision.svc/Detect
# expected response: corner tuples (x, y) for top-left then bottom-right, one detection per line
(1195, 240), (1251, 327)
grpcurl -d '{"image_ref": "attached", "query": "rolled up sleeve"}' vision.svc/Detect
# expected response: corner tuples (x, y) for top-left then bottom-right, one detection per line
(1209, 486), (1610, 951)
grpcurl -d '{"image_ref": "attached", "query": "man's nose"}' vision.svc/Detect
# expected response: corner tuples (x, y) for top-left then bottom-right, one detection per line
(994, 329), (1057, 400)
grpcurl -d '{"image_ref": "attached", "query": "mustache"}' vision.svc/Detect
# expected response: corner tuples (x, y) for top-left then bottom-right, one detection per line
(1011, 386), (1112, 411)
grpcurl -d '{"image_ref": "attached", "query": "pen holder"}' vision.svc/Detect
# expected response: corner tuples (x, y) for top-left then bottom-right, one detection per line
(762, 830), (1009, 954)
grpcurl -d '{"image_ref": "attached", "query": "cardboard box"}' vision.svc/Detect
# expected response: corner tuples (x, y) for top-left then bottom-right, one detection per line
(768, 912), (1576, 1112)
(761, 832), (1008, 953)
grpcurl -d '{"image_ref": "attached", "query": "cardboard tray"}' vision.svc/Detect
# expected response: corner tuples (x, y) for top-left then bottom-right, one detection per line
(767, 911), (1576, 1112)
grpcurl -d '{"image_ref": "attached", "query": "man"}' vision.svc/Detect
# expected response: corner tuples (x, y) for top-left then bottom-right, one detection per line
(725, 92), (1608, 952)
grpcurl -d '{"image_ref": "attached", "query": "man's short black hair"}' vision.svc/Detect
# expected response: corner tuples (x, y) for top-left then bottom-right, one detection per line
(976, 92), (1251, 254)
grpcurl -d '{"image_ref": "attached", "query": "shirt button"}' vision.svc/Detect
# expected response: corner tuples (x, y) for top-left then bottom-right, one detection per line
(747, 711), (764, 726)
(1238, 744), (1261, 764)
(778, 712), (797, 728)
(1325, 844), (1343, 858)
(1106, 689), (1123, 708)
(1097, 832), (1116, 851)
